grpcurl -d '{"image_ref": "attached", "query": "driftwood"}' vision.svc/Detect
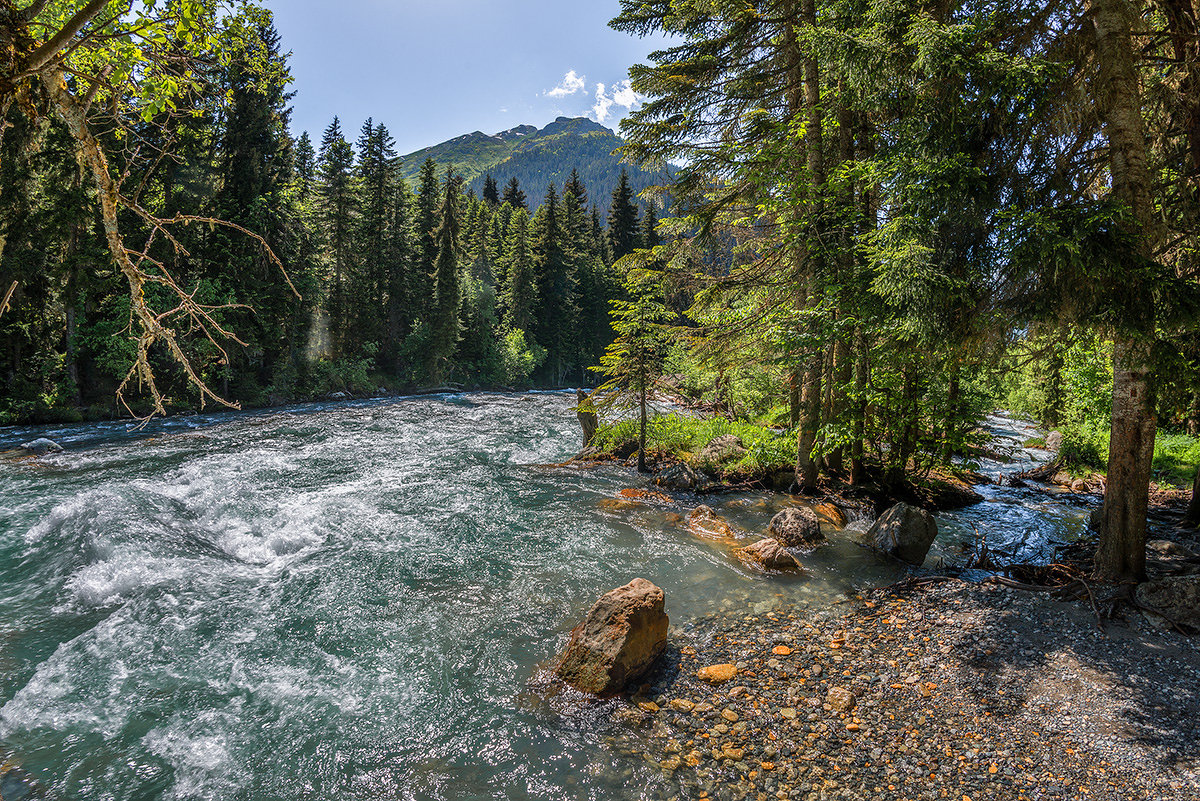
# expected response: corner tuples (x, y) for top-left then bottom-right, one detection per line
(1015, 458), (1062, 482)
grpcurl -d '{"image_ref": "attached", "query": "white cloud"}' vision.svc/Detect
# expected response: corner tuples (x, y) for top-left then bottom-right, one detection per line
(545, 70), (586, 98)
(592, 82), (614, 122)
(591, 80), (643, 123)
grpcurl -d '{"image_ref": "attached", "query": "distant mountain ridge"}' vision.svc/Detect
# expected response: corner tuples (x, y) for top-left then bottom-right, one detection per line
(398, 117), (671, 209)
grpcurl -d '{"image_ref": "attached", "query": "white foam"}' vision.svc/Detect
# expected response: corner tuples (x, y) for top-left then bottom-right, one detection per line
(143, 713), (247, 801)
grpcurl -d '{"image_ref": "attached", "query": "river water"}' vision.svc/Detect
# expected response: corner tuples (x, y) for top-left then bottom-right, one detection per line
(0, 393), (1087, 800)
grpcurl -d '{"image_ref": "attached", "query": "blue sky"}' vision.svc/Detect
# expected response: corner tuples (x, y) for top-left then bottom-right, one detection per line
(271, 1), (672, 154)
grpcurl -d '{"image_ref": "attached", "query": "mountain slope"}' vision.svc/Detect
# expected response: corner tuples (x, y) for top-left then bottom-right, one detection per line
(398, 117), (671, 209)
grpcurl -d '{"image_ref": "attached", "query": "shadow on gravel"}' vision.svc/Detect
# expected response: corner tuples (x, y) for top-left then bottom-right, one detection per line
(953, 585), (1200, 778)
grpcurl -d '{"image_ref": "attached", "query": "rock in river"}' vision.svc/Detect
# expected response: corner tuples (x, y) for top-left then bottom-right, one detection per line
(865, 502), (938, 566)
(737, 538), (804, 573)
(653, 463), (707, 491)
(767, 506), (825, 551)
(20, 438), (63, 456)
(555, 578), (669, 695)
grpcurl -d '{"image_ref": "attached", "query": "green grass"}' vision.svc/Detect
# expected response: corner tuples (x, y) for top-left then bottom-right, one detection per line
(594, 413), (797, 475)
(1060, 423), (1200, 487)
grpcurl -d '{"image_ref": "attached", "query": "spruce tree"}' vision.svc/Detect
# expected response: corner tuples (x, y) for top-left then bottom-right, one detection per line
(414, 157), (441, 316)
(429, 167), (463, 381)
(317, 116), (356, 356)
(353, 118), (398, 351)
(607, 168), (641, 262)
(502, 208), (536, 333)
(532, 183), (575, 382)
(482, 174), (500, 206)
(502, 176), (527, 211)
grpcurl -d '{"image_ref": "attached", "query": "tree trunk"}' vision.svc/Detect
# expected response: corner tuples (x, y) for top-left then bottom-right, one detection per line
(793, 0), (825, 493)
(850, 328), (868, 485)
(1090, 0), (1159, 583)
(637, 353), (649, 473)
(1096, 338), (1156, 580)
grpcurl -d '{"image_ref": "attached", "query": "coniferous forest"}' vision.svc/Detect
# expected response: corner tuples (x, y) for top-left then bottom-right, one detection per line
(0, 12), (655, 423)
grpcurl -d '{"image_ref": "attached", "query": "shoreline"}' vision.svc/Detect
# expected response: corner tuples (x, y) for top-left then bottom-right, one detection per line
(605, 580), (1200, 801)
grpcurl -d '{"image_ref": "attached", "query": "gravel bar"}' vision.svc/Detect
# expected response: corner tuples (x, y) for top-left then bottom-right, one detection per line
(608, 582), (1200, 800)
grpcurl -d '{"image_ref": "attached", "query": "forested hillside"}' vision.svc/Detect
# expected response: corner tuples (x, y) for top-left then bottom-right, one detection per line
(0, 13), (662, 424)
(397, 117), (672, 211)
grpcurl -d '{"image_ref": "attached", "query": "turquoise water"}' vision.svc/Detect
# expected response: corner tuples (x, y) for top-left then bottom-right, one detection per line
(0, 394), (1084, 800)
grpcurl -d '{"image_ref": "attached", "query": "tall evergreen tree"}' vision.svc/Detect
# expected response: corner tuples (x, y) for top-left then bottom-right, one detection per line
(317, 116), (356, 355)
(353, 118), (398, 351)
(502, 176), (527, 211)
(429, 168), (463, 380)
(532, 183), (575, 382)
(502, 209), (536, 333)
(607, 167), (641, 261)
(482, 174), (500, 206)
(414, 157), (441, 317)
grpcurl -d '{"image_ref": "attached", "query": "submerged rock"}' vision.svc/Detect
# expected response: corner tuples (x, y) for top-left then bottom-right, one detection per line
(20, 438), (62, 456)
(865, 502), (938, 566)
(687, 505), (738, 542)
(737, 538), (804, 573)
(811, 501), (848, 528)
(555, 578), (669, 695)
(696, 663), (738, 684)
(654, 463), (707, 491)
(767, 506), (825, 551)
(1136, 576), (1200, 631)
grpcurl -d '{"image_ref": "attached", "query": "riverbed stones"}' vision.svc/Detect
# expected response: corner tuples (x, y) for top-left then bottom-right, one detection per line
(1135, 575), (1200, 631)
(767, 507), (825, 551)
(555, 578), (669, 695)
(654, 463), (707, 491)
(865, 502), (938, 566)
(697, 664), (738, 684)
(737, 538), (803, 573)
(20, 438), (62, 456)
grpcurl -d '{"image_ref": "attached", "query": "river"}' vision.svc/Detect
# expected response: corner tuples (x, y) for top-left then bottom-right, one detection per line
(0, 393), (1088, 800)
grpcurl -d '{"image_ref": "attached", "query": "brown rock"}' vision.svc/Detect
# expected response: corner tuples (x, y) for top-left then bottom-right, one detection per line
(827, 686), (856, 712)
(812, 501), (848, 527)
(737, 538), (804, 573)
(618, 488), (672, 503)
(768, 506), (826, 550)
(1070, 478), (1090, 493)
(555, 578), (669, 695)
(687, 505), (738, 542)
(697, 664), (738, 684)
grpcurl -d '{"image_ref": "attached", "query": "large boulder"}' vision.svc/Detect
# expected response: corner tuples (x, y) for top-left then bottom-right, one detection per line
(696, 435), (747, 469)
(866, 503), (938, 566)
(555, 578), (669, 695)
(1135, 576), (1200, 632)
(737, 538), (804, 573)
(653, 463), (707, 491)
(20, 438), (63, 456)
(768, 506), (825, 551)
(1045, 431), (1063, 451)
